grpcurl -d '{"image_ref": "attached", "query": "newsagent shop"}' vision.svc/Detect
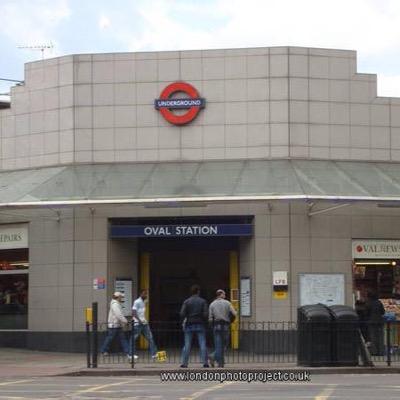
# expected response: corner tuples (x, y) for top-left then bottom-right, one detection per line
(1, 45), (400, 351)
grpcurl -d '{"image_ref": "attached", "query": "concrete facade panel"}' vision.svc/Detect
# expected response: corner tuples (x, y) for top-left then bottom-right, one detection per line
(3, 46), (400, 342)
(0, 46), (400, 167)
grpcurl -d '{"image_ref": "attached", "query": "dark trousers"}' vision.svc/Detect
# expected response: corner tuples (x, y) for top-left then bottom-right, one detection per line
(100, 327), (129, 354)
(368, 323), (384, 356)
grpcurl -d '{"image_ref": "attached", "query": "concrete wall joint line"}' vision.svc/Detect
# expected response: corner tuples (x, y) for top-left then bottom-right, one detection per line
(287, 52), (290, 155)
(72, 206), (76, 330)
(289, 202), (293, 320)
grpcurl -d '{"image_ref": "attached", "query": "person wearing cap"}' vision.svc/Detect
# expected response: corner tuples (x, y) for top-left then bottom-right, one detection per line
(129, 289), (158, 359)
(100, 291), (131, 359)
(208, 289), (237, 368)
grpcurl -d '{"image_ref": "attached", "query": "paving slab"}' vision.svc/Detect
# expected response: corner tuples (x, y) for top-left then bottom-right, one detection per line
(1, 348), (399, 378)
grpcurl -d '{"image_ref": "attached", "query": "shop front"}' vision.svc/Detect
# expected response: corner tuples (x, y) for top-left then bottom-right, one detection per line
(0, 224), (29, 330)
(352, 240), (400, 319)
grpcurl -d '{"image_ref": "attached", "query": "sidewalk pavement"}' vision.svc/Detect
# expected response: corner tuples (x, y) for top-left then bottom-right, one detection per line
(1, 348), (399, 378)
(0, 348), (84, 378)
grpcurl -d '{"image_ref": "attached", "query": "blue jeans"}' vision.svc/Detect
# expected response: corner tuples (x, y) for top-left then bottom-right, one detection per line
(129, 323), (158, 356)
(181, 324), (208, 366)
(100, 327), (129, 354)
(213, 323), (229, 367)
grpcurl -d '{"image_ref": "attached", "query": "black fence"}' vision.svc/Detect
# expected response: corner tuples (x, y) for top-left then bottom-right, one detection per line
(85, 314), (400, 368)
(87, 320), (298, 367)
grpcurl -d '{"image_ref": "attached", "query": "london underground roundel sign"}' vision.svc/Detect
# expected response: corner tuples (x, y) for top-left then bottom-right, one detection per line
(154, 82), (205, 125)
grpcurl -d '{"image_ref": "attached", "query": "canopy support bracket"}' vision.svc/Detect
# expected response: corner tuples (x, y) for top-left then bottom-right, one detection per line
(308, 203), (351, 217)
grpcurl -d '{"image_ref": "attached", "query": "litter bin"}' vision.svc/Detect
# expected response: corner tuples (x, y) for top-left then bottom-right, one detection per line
(329, 305), (359, 366)
(297, 304), (332, 367)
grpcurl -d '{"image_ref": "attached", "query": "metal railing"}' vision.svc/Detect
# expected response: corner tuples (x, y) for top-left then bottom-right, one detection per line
(88, 320), (297, 367)
(85, 304), (400, 368)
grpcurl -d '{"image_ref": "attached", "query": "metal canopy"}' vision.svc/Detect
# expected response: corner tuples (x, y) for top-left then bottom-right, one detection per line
(2, 160), (400, 207)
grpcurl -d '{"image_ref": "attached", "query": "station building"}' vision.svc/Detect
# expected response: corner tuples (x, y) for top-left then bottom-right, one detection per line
(1, 46), (400, 350)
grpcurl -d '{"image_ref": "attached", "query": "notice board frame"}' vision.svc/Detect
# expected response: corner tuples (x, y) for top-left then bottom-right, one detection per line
(299, 273), (345, 306)
(115, 278), (133, 317)
(240, 276), (251, 317)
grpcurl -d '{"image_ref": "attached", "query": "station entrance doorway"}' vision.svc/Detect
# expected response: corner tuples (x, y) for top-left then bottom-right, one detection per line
(138, 236), (240, 349)
(139, 236), (239, 325)
(110, 216), (252, 349)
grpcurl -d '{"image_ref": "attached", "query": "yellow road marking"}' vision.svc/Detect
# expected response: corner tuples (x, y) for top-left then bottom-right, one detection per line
(180, 381), (234, 400)
(72, 379), (134, 395)
(0, 397), (26, 399)
(0, 380), (33, 387)
(315, 385), (336, 400)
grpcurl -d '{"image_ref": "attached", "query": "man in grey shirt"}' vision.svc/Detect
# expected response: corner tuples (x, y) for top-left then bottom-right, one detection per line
(209, 289), (237, 367)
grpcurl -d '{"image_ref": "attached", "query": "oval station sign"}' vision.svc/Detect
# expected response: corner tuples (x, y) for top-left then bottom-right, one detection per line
(154, 82), (205, 125)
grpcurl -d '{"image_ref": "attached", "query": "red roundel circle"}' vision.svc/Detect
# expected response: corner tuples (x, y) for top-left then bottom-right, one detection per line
(158, 82), (203, 125)
(356, 245), (363, 253)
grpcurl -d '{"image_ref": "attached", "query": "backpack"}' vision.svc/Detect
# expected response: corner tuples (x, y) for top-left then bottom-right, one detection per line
(229, 309), (236, 323)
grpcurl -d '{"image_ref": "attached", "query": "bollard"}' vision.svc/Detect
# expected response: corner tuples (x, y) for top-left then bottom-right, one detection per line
(92, 302), (98, 368)
(386, 321), (392, 367)
(131, 321), (135, 369)
(85, 321), (91, 368)
(85, 307), (93, 368)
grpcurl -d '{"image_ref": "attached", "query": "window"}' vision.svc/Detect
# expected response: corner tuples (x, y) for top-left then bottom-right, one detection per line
(0, 248), (29, 329)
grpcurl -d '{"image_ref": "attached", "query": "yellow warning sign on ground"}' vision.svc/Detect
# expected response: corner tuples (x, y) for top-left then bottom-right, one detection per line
(273, 291), (288, 300)
(155, 350), (167, 362)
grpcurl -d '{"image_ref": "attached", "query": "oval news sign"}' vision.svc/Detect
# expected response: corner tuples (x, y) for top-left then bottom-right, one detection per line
(154, 82), (205, 125)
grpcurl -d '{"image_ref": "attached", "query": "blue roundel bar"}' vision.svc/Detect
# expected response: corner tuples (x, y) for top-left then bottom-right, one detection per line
(154, 98), (206, 110)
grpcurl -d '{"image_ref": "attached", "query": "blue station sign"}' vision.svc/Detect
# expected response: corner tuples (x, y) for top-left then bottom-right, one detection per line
(110, 224), (252, 238)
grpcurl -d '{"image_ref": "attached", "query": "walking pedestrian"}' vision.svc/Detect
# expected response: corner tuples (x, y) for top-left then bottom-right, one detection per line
(208, 289), (237, 368)
(180, 284), (209, 368)
(100, 292), (130, 359)
(365, 291), (385, 356)
(129, 289), (158, 359)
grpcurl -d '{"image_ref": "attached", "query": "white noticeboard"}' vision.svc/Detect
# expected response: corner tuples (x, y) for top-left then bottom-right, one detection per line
(240, 277), (251, 316)
(299, 274), (345, 306)
(115, 279), (133, 317)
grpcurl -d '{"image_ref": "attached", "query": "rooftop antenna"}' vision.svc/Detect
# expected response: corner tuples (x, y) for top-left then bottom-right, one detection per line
(17, 42), (54, 60)
(0, 78), (23, 84)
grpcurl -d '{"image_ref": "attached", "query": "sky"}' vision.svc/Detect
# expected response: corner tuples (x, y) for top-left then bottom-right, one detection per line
(1, 0), (400, 98)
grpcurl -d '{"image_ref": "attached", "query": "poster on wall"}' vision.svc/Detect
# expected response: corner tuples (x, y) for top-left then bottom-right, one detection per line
(93, 278), (106, 290)
(115, 279), (133, 317)
(299, 274), (345, 306)
(272, 271), (289, 300)
(240, 277), (251, 316)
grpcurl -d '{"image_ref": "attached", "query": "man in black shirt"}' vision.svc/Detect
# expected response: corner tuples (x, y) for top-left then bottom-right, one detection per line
(179, 284), (209, 368)
(365, 291), (385, 356)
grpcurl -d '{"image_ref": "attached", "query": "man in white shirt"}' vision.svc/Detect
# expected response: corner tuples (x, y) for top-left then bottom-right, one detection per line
(100, 292), (130, 358)
(129, 289), (158, 358)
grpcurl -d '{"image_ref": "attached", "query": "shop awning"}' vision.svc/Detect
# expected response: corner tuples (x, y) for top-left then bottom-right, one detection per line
(2, 160), (400, 207)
